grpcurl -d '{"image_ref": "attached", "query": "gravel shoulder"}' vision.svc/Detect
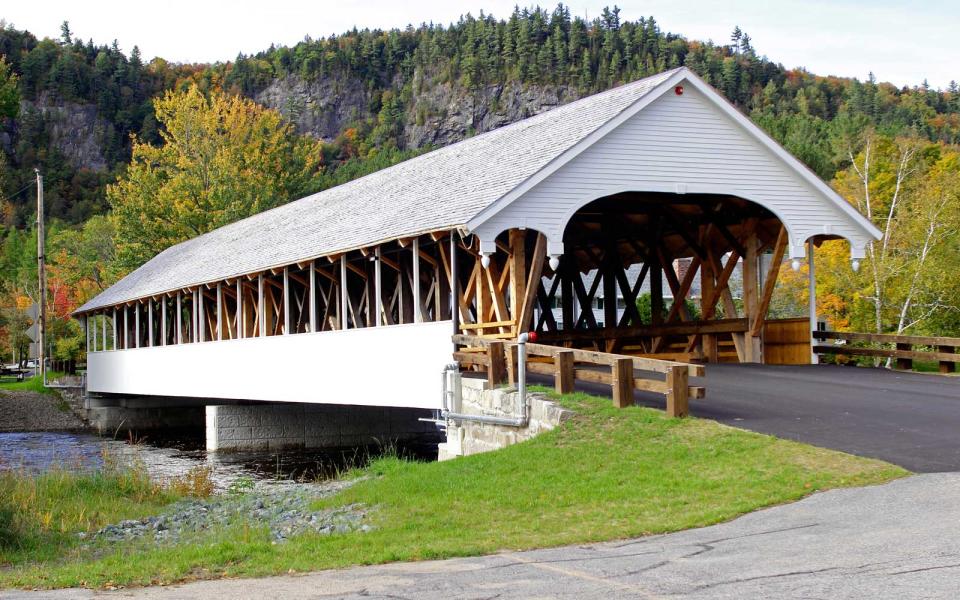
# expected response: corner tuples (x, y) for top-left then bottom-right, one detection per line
(0, 390), (87, 432)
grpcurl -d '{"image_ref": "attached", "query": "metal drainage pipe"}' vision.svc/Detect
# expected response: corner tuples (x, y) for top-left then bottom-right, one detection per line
(443, 333), (530, 428)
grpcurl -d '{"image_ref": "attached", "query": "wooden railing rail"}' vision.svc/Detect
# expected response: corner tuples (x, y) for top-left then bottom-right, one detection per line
(813, 330), (960, 374)
(453, 333), (705, 417)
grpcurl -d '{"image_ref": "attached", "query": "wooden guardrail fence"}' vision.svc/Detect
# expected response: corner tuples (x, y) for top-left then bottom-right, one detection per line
(813, 331), (959, 374)
(453, 334), (705, 417)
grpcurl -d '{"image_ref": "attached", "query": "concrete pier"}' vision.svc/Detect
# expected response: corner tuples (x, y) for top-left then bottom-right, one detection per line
(205, 403), (440, 452)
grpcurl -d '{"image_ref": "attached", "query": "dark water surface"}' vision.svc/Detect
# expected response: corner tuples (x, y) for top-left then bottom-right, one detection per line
(0, 430), (437, 489)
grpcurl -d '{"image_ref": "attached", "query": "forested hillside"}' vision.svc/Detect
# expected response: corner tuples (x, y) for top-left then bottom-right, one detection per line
(0, 5), (958, 365)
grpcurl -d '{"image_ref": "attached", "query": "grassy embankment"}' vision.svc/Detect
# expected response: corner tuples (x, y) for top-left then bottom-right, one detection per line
(0, 388), (907, 589)
(0, 373), (65, 395)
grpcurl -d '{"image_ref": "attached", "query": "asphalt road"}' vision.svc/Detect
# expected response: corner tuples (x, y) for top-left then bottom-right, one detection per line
(568, 363), (960, 473)
(10, 472), (960, 600)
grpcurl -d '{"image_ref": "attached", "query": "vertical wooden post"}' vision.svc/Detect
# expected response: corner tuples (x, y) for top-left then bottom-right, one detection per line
(555, 350), (574, 394)
(216, 283), (223, 341)
(135, 302), (141, 347)
(701, 254), (718, 362)
(193, 290), (200, 343)
(602, 261), (617, 330)
(340, 256), (349, 330)
(666, 365), (689, 418)
(487, 340), (507, 386)
(506, 343), (519, 385)
(413, 238), (422, 323)
(939, 346), (956, 374)
(650, 258), (663, 326)
(236, 280), (244, 338)
(258, 275), (266, 337)
(176, 292), (182, 344)
(308, 261), (317, 333)
(509, 229), (526, 333)
(282, 267), (290, 334)
(112, 308), (118, 350)
(450, 231), (459, 334)
(742, 231), (761, 362)
(611, 357), (634, 408)
(100, 313), (106, 351)
(560, 260), (574, 331)
(147, 300), (154, 347)
(808, 239), (818, 365)
(161, 297), (167, 346)
(896, 343), (913, 370)
(374, 246), (383, 326)
(123, 305), (128, 349)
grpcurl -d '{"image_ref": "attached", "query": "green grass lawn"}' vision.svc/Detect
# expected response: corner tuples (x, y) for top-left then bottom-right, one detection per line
(0, 388), (907, 589)
(0, 372), (66, 395)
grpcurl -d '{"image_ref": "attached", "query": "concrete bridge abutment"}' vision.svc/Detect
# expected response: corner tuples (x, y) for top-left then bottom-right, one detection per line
(204, 403), (441, 452)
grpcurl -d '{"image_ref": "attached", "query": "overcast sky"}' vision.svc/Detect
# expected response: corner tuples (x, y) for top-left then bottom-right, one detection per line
(2, 0), (957, 89)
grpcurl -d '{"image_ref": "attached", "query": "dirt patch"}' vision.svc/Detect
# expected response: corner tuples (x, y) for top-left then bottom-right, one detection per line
(0, 390), (87, 432)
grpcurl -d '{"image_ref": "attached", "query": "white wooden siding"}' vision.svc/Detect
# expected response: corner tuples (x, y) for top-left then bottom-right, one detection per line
(473, 82), (872, 259)
(87, 320), (453, 409)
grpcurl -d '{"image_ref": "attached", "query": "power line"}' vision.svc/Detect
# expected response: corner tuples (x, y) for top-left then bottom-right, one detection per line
(0, 182), (36, 206)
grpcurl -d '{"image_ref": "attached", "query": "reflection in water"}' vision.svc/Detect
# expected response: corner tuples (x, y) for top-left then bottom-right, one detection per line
(0, 431), (437, 490)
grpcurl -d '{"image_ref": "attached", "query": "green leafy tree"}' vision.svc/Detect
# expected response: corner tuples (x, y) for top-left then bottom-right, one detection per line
(0, 56), (18, 119)
(107, 85), (325, 271)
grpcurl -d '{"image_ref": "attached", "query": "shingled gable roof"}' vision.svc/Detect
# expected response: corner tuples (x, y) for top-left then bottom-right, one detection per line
(76, 68), (682, 314)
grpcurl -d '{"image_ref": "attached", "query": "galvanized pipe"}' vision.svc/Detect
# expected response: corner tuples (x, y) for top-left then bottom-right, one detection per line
(444, 333), (530, 428)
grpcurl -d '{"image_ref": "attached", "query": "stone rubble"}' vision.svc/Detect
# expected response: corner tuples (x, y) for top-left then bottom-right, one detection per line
(85, 482), (370, 546)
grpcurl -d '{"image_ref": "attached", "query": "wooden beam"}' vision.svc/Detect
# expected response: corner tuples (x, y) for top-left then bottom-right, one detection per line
(517, 234), (547, 334)
(750, 226), (788, 337)
(413, 238), (422, 323)
(340, 256), (349, 330)
(611, 358), (635, 408)
(555, 350), (574, 394)
(508, 229), (526, 334)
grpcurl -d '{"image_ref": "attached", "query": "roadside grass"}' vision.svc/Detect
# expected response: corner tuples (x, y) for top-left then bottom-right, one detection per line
(0, 461), (181, 567)
(0, 372), (66, 395)
(0, 388), (907, 589)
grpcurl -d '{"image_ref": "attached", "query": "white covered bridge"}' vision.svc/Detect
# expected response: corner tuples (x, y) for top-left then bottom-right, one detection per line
(75, 67), (879, 450)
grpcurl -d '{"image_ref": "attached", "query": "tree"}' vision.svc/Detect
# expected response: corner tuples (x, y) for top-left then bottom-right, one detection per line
(0, 56), (19, 119)
(107, 85), (325, 271)
(831, 135), (960, 337)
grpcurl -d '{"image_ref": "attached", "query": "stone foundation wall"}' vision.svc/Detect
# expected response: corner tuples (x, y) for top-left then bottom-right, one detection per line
(438, 378), (574, 460)
(206, 403), (440, 452)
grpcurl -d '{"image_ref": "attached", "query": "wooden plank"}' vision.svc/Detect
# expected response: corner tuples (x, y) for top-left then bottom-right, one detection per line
(487, 341), (507, 386)
(633, 378), (668, 394)
(453, 351), (489, 367)
(611, 358), (635, 408)
(555, 350), (574, 394)
(666, 365), (689, 418)
(574, 367), (611, 385)
(813, 345), (960, 363)
(813, 330), (960, 347)
(460, 320), (516, 330)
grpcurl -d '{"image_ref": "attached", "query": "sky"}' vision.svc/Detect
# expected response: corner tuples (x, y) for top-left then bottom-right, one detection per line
(2, 0), (957, 89)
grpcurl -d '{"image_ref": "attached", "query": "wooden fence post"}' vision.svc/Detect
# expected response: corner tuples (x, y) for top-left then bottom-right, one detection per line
(666, 365), (689, 418)
(939, 345), (956, 374)
(895, 343), (913, 370)
(555, 350), (574, 394)
(506, 344), (519, 385)
(487, 341), (507, 387)
(611, 358), (634, 408)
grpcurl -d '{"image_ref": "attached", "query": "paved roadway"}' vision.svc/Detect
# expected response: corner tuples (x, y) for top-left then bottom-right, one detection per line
(10, 472), (960, 599)
(574, 363), (960, 473)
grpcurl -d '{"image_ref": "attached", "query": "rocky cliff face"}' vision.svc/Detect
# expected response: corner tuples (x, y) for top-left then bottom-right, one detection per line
(20, 95), (110, 172)
(256, 70), (582, 150)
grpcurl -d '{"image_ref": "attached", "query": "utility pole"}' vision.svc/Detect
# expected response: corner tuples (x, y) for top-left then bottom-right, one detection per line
(35, 169), (46, 382)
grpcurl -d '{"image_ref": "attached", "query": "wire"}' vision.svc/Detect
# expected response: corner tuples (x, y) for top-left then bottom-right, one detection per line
(0, 182), (36, 206)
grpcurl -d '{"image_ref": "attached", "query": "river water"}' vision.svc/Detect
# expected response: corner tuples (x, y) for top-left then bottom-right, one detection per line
(0, 431), (436, 490)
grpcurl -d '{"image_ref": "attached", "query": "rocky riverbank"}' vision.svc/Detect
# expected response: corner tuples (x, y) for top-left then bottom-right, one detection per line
(0, 389), (87, 432)
(86, 480), (368, 547)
